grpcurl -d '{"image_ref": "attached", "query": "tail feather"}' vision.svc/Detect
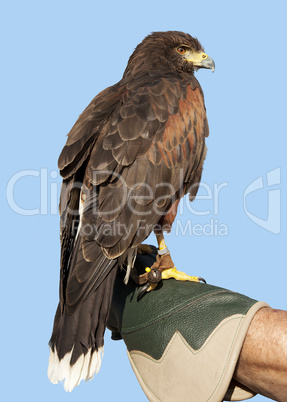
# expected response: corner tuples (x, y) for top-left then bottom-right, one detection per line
(48, 264), (117, 391)
(48, 346), (104, 392)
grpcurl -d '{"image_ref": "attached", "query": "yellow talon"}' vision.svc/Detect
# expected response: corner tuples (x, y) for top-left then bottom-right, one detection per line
(138, 233), (204, 300)
(161, 267), (200, 282)
(146, 283), (158, 292)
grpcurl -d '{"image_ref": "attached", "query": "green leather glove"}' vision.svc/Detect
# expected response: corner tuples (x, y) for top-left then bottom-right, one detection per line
(107, 250), (268, 402)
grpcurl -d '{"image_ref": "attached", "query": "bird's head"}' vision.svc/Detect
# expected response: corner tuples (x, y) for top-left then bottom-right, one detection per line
(123, 31), (215, 77)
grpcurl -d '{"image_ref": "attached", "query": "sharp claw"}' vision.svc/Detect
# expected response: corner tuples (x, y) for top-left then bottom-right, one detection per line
(137, 283), (151, 301)
(198, 277), (206, 284)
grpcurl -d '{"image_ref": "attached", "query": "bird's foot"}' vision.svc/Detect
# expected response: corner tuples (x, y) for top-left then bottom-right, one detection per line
(137, 252), (205, 300)
(156, 252), (205, 283)
(161, 267), (205, 283)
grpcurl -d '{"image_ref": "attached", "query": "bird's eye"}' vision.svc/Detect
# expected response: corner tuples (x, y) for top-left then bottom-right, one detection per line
(177, 46), (187, 55)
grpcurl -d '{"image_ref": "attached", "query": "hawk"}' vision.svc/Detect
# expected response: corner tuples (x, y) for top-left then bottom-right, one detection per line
(48, 31), (214, 392)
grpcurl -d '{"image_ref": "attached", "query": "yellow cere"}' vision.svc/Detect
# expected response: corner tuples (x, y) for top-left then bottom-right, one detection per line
(185, 50), (208, 63)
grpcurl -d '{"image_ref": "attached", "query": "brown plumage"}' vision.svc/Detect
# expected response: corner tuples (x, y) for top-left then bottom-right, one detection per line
(48, 31), (214, 391)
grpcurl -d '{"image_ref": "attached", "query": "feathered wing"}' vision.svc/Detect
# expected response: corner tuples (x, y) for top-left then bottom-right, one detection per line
(81, 75), (208, 260)
(48, 72), (208, 391)
(48, 86), (124, 391)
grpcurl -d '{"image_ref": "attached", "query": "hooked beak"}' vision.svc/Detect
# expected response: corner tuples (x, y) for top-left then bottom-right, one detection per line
(196, 54), (215, 72)
(185, 50), (215, 72)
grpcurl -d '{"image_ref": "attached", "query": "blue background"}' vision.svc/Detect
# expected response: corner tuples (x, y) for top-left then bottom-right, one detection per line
(2, 1), (286, 401)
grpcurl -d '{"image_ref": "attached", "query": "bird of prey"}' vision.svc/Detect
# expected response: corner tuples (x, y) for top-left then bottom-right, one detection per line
(48, 31), (214, 392)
